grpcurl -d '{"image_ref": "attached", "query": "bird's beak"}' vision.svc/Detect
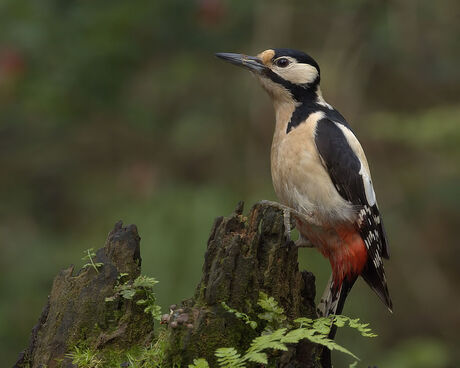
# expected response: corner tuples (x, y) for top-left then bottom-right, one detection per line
(215, 52), (266, 74)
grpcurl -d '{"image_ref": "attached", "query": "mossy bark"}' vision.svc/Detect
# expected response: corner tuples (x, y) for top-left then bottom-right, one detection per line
(15, 202), (322, 368)
(14, 222), (155, 368)
(163, 202), (321, 367)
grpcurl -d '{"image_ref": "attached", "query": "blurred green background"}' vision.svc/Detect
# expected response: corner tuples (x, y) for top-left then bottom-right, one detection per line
(1, 0), (459, 366)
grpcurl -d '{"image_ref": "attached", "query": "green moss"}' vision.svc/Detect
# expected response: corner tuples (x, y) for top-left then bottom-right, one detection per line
(162, 306), (258, 367)
(66, 329), (169, 368)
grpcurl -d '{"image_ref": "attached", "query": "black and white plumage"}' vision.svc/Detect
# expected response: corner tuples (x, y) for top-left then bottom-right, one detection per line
(217, 48), (392, 366)
(313, 113), (392, 311)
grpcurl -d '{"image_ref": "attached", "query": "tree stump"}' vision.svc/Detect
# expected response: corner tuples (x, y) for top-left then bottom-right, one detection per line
(15, 202), (323, 368)
(14, 222), (155, 368)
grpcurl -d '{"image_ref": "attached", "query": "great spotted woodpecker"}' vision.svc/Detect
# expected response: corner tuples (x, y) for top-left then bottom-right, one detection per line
(216, 48), (392, 365)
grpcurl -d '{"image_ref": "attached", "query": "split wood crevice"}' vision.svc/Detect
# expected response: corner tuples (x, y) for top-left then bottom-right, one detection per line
(15, 201), (326, 368)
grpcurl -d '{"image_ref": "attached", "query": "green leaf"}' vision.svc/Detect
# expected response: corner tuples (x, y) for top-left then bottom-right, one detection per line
(257, 292), (285, 316)
(188, 358), (210, 368)
(81, 248), (103, 273)
(243, 327), (289, 362)
(312, 317), (332, 334)
(333, 315), (347, 327)
(120, 288), (136, 300)
(306, 334), (359, 360)
(294, 317), (313, 328)
(248, 321), (257, 329)
(132, 275), (159, 289)
(331, 315), (378, 338)
(257, 292), (286, 330)
(245, 351), (267, 364)
(281, 328), (313, 344)
(145, 304), (162, 320)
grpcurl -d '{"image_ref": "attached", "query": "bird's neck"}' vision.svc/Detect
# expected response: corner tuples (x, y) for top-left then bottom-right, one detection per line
(294, 85), (328, 106)
(272, 99), (297, 151)
(272, 85), (327, 134)
(314, 87), (332, 109)
(273, 99), (297, 134)
(273, 86), (333, 141)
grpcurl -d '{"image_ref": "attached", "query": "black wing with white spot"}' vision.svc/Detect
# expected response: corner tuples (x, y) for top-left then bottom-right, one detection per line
(314, 117), (392, 311)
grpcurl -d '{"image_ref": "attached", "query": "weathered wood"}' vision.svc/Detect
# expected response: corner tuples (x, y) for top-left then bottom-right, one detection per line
(164, 202), (320, 367)
(14, 222), (155, 368)
(15, 202), (323, 368)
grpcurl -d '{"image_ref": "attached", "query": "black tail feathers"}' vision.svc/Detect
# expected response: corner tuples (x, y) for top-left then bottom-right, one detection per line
(361, 261), (393, 313)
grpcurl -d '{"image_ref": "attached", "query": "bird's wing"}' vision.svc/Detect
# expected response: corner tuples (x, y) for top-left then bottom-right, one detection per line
(314, 118), (389, 256)
(314, 117), (392, 310)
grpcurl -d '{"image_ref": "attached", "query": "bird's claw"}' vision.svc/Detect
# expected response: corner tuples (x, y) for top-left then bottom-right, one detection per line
(258, 200), (316, 247)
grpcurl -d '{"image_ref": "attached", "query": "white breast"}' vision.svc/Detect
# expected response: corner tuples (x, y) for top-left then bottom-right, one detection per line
(271, 110), (356, 225)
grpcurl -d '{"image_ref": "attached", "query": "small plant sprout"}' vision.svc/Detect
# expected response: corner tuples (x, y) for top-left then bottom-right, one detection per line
(81, 248), (103, 273)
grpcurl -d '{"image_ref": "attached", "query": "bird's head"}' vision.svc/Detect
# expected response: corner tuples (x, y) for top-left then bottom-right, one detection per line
(216, 48), (321, 104)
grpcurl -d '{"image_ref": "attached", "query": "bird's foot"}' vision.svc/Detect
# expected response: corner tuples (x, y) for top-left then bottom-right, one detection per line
(258, 200), (316, 225)
(258, 200), (318, 247)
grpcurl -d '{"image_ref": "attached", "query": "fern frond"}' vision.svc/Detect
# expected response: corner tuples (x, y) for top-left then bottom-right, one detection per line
(215, 347), (245, 368)
(293, 317), (313, 328)
(244, 351), (267, 364)
(312, 317), (332, 334)
(191, 295), (378, 366)
(246, 328), (287, 353)
(346, 317), (378, 337)
(305, 333), (359, 360)
(281, 328), (313, 344)
(330, 315), (378, 338)
(257, 292), (286, 326)
(221, 302), (257, 329)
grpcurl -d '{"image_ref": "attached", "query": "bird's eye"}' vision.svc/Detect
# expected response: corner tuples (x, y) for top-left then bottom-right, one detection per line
(275, 58), (290, 68)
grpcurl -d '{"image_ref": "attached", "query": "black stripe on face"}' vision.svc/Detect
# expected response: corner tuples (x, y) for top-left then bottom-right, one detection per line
(263, 68), (319, 102)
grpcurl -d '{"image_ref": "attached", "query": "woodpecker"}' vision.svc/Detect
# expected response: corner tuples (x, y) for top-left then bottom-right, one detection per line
(216, 48), (392, 363)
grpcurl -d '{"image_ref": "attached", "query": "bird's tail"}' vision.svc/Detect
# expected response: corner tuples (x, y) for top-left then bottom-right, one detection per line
(317, 274), (357, 368)
(361, 259), (393, 313)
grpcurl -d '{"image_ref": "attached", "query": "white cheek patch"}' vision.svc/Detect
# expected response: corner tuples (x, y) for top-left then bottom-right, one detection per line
(276, 63), (318, 85)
